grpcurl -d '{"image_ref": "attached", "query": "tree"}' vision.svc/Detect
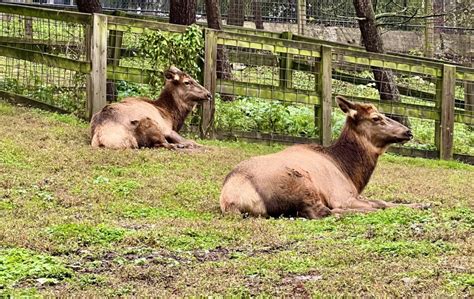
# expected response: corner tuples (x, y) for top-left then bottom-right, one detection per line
(228, 0), (245, 26)
(205, 0), (232, 80)
(76, 0), (102, 13)
(352, 0), (407, 124)
(253, 0), (264, 29)
(169, 0), (197, 25)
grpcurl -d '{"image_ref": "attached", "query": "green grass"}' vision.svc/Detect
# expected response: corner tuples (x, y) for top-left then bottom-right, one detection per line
(0, 248), (72, 294)
(0, 101), (473, 296)
(46, 224), (127, 247)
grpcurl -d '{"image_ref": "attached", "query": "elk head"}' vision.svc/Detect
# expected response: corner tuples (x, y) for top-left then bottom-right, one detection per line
(336, 96), (412, 151)
(163, 66), (212, 105)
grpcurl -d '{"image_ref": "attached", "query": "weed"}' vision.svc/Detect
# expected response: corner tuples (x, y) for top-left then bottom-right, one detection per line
(0, 248), (72, 290)
(46, 224), (127, 247)
(0, 102), (472, 296)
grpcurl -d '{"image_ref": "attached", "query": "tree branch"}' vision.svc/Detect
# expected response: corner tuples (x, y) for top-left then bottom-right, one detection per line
(375, 7), (408, 19)
(335, 15), (366, 21)
(377, 12), (448, 27)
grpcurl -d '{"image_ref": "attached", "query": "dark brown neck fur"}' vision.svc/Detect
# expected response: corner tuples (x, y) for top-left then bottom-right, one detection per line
(307, 121), (379, 193)
(151, 88), (194, 131)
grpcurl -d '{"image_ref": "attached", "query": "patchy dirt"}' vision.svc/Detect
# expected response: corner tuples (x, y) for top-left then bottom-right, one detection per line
(1, 102), (473, 297)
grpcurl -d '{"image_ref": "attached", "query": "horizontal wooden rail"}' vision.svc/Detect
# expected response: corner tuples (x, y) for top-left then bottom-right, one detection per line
(293, 34), (466, 66)
(0, 36), (78, 47)
(334, 49), (443, 77)
(225, 52), (465, 105)
(217, 32), (322, 58)
(0, 90), (69, 114)
(107, 15), (188, 34)
(341, 94), (472, 124)
(107, 65), (154, 83)
(217, 80), (320, 104)
(340, 94), (440, 120)
(0, 3), (91, 24)
(0, 45), (90, 73)
(218, 32), (443, 77)
(213, 129), (474, 164)
(456, 67), (474, 82)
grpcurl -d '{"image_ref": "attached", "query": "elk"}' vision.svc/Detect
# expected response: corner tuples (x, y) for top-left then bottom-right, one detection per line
(220, 96), (426, 219)
(90, 66), (212, 149)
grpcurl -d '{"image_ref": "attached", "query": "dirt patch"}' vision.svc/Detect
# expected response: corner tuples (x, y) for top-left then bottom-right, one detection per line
(193, 247), (230, 262)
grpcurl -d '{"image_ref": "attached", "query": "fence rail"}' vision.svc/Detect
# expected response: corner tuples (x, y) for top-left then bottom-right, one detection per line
(0, 3), (472, 161)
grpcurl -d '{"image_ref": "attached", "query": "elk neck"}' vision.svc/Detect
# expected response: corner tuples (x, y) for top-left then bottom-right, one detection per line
(152, 88), (194, 131)
(325, 123), (380, 193)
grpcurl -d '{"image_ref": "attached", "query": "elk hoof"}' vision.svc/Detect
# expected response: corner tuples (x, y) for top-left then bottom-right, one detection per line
(180, 140), (201, 149)
(410, 203), (432, 210)
(153, 143), (176, 150)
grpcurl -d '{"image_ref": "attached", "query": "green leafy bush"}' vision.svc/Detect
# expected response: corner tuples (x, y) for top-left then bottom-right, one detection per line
(215, 96), (318, 137)
(0, 248), (72, 289)
(136, 25), (204, 96)
(214, 95), (473, 155)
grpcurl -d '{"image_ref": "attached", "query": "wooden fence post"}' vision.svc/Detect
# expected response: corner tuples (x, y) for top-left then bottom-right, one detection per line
(279, 31), (293, 89)
(86, 14), (107, 120)
(435, 64), (455, 160)
(465, 58), (473, 122)
(317, 45), (332, 146)
(200, 29), (217, 138)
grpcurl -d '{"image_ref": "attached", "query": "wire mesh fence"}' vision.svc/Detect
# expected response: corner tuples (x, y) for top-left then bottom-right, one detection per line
(0, 3), (472, 159)
(15, 0), (471, 65)
(453, 74), (474, 156)
(0, 8), (88, 115)
(214, 36), (322, 142)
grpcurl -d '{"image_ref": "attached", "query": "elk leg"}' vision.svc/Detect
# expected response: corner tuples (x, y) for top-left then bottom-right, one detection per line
(144, 128), (176, 150)
(346, 197), (379, 210)
(153, 141), (176, 150)
(331, 207), (378, 216)
(358, 196), (430, 210)
(166, 131), (202, 148)
(298, 202), (332, 219)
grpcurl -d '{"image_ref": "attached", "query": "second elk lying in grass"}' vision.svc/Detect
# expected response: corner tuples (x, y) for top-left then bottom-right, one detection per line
(90, 66), (212, 150)
(220, 96), (427, 219)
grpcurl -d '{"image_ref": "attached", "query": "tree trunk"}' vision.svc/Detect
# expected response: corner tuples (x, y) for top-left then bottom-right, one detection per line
(253, 0), (264, 29)
(352, 0), (408, 125)
(170, 0), (197, 25)
(76, 0), (102, 13)
(228, 0), (245, 26)
(205, 0), (232, 81)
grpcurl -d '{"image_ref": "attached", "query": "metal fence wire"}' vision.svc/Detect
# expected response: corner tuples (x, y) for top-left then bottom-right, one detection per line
(0, 3), (472, 160)
(0, 8), (87, 115)
(12, 0), (472, 65)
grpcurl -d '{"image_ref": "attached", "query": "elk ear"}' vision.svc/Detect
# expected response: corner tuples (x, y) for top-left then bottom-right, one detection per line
(168, 66), (181, 73)
(336, 96), (358, 119)
(164, 68), (180, 82)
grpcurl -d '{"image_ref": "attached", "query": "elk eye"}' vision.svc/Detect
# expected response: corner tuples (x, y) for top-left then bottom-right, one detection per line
(372, 116), (382, 122)
(184, 81), (191, 85)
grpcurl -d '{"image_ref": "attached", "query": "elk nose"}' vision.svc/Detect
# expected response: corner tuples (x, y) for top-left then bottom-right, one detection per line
(405, 130), (413, 139)
(207, 92), (213, 101)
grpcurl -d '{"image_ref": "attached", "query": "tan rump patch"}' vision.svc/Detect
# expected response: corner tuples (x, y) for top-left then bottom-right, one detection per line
(91, 124), (138, 149)
(220, 174), (267, 216)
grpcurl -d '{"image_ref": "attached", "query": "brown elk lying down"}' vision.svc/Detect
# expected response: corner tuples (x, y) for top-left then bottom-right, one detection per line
(90, 66), (212, 149)
(220, 96), (426, 219)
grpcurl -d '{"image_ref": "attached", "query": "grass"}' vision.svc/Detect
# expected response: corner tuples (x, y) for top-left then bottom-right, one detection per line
(0, 101), (473, 296)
